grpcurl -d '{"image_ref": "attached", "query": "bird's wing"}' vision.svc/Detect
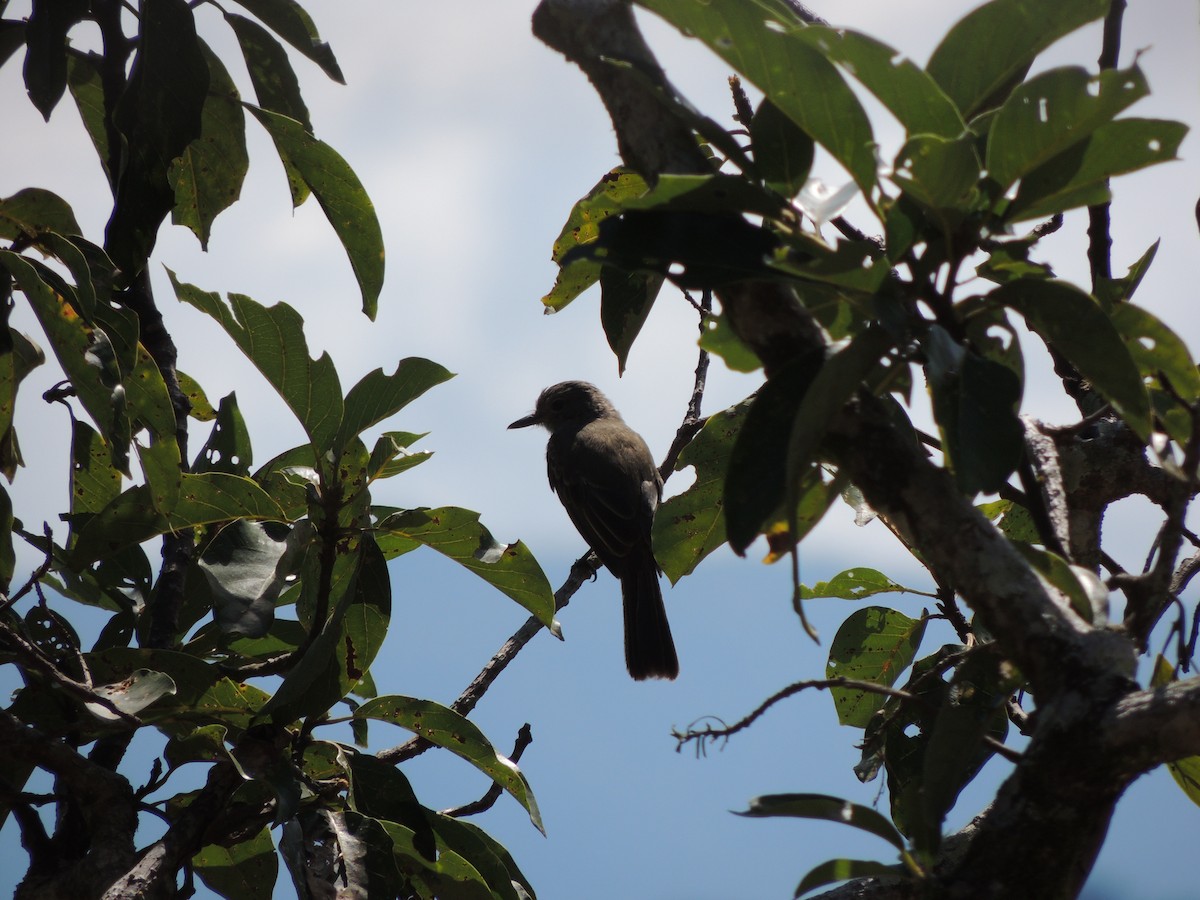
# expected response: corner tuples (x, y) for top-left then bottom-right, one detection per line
(548, 423), (658, 575)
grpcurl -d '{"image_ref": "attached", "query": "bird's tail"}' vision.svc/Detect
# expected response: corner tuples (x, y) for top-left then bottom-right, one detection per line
(621, 551), (679, 680)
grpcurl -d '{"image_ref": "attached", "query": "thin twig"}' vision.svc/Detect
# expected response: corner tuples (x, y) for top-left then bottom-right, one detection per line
(0, 523), (56, 614)
(442, 724), (533, 819)
(673, 677), (917, 755)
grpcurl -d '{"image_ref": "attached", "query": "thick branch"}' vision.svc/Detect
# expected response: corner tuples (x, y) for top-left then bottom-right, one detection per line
(1102, 676), (1200, 773)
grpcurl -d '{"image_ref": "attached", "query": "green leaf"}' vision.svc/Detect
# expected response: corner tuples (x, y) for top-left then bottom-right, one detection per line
(790, 26), (964, 139)
(800, 568), (923, 601)
(600, 266), (664, 375)
(986, 65), (1149, 193)
(230, 0), (344, 83)
(1150, 655), (1200, 808)
(87, 668), (177, 720)
(1015, 544), (1094, 621)
(926, 0), (1109, 119)
(751, 99), (814, 198)
(246, 105), (383, 318)
(1096, 240), (1158, 307)
(638, 0), (877, 193)
(795, 859), (901, 898)
(892, 135), (981, 211)
(336, 358), (453, 455)
(169, 40), (250, 249)
(367, 432), (432, 482)
(376, 506), (555, 627)
(993, 280), (1151, 438)
(916, 650), (1011, 854)
(226, 13), (312, 131)
(924, 328), (1023, 495)
(828, 606), (927, 728)
(107, 0), (209, 274)
(194, 393), (254, 476)
(354, 695), (544, 834)
(542, 168), (649, 312)
(786, 330), (893, 514)
(1111, 303), (1200, 402)
(737, 793), (906, 851)
(653, 399), (749, 583)
(724, 356), (822, 554)
(428, 814), (536, 900)
(0, 251), (122, 450)
(70, 474), (287, 567)
(194, 827), (278, 900)
(698, 313), (761, 373)
(171, 273), (345, 453)
(69, 420), (121, 519)
(1009, 118), (1188, 222)
(0, 188), (81, 240)
(262, 538), (389, 724)
(66, 52), (110, 180)
(178, 370), (217, 421)
(22, 0), (88, 120)
(200, 520), (306, 639)
(346, 751), (437, 860)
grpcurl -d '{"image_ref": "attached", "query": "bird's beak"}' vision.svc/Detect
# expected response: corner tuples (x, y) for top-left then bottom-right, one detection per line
(508, 412), (540, 430)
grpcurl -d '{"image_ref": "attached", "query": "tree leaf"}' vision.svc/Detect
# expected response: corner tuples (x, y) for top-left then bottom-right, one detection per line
(226, 13), (311, 131)
(66, 51), (110, 181)
(169, 40), (249, 249)
(637, 0), (877, 193)
(70, 474), (287, 567)
(336, 358), (453, 455)
(737, 793), (906, 851)
(22, 0), (88, 120)
(246, 105), (383, 318)
(367, 431), (432, 482)
(795, 858), (901, 898)
(924, 328), (1023, 496)
(827, 606), (927, 728)
(786, 328), (893, 514)
(600, 266), (664, 375)
(799, 568), (923, 601)
(87, 668), (177, 720)
(791, 26), (964, 139)
(698, 313), (762, 373)
(892, 135), (981, 211)
(200, 520), (306, 639)
(751, 99), (814, 198)
(724, 355), (821, 554)
(171, 273), (345, 453)
(1009, 118), (1188, 222)
(926, 0), (1109, 119)
(542, 168), (649, 312)
(107, 0), (209, 274)
(993, 280), (1151, 438)
(194, 827), (278, 900)
(376, 506), (555, 627)
(230, 0), (343, 83)
(653, 400), (749, 583)
(261, 538), (388, 724)
(194, 393), (254, 476)
(354, 695), (544, 834)
(986, 65), (1148, 193)
(0, 188), (81, 240)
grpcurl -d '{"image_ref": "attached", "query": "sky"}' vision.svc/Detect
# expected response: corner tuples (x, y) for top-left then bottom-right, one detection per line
(1, 1), (1198, 898)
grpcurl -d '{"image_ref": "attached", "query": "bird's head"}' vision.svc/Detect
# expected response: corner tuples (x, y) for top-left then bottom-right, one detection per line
(508, 381), (618, 431)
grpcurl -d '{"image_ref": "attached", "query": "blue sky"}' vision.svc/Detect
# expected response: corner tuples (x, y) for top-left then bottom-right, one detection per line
(1, 1), (1198, 897)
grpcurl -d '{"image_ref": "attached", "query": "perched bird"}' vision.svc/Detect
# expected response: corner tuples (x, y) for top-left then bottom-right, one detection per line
(509, 381), (679, 680)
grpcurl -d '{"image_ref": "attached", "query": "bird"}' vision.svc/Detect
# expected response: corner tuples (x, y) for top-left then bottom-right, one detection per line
(508, 381), (679, 680)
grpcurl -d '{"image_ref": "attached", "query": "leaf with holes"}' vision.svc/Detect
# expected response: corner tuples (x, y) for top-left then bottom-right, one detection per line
(828, 606), (927, 728)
